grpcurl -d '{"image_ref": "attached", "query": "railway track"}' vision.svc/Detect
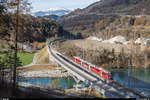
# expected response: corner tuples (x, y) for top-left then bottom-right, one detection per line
(47, 40), (146, 98)
(49, 48), (125, 98)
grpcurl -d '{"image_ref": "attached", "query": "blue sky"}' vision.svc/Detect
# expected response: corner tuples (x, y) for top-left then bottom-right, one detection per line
(30, 0), (100, 12)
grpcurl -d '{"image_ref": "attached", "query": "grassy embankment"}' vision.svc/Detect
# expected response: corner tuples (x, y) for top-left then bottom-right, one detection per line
(18, 53), (34, 66)
(0, 45), (8, 50)
(31, 46), (67, 71)
(0, 53), (34, 66)
(36, 46), (49, 64)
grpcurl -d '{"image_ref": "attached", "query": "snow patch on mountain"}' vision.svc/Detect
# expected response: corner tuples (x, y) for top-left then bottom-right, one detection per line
(32, 8), (72, 17)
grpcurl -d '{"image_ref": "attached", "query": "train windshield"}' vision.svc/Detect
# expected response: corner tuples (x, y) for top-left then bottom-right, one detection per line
(108, 72), (111, 76)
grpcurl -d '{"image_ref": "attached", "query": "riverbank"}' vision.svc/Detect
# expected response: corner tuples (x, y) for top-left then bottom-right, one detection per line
(16, 64), (103, 98)
(65, 87), (103, 98)
(19, 70), (71, 78)
(17, 80), (102, 98)
(18, 65), (71, 78)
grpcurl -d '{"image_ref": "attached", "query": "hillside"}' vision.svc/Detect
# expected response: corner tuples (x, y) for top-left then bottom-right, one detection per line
(0, 14), (73, 43)
(56, 38), (150, 69)
(59, 0), (150, 38)
(69, 0), (150, 15)
(43, 15), (60, 20)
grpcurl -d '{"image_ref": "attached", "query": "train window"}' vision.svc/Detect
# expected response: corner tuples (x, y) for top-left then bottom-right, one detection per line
(76, 59), (81, 62)
(95, 68), (101, 72)
(102, 72), (106, 75)
(82, 62), (87, 65)
(90, 66), (95, 69)
(85, 63), (89, 66)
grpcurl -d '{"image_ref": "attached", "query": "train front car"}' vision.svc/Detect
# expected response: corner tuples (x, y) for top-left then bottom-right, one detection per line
(73, 56), (113, 80)
(101, 69), (112, 80)
(73, 56), (81, 65)
(107, 72), (112, 80)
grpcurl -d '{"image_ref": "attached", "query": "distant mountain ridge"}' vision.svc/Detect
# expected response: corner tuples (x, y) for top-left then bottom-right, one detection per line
(65, 0), (150, 16)
(32, 8), (72, 17)
(42, 14), (65, 21)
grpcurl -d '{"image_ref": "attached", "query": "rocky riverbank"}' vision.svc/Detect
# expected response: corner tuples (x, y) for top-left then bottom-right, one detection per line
(19, 70), (71, 78)
(18, 64), (72, 78)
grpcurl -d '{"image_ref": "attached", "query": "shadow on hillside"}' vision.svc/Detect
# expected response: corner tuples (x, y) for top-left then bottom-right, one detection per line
(58, 29), (84, 40)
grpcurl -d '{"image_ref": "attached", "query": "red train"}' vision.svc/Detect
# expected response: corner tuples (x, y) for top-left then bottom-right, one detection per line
(73, 56), (112, 80)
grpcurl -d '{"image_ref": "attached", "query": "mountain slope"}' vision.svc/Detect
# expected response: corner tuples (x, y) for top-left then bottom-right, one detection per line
(43, 15), (60, 20)
(59, 0), (150, 34)
(65, 0), (150, 16)
(84, 0), (150, 15)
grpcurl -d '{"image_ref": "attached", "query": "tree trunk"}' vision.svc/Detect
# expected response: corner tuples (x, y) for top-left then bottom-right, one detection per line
(13, 0), (20, 88)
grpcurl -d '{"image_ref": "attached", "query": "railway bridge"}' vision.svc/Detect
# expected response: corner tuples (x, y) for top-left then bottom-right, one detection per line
(46, 40), (145, 98)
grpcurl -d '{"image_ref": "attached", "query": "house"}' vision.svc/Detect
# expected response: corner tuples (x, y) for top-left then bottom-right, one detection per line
(23, 43), (33, 52)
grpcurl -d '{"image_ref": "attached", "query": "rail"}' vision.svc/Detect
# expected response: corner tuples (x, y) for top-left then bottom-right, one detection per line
(47, 40), (145, 98)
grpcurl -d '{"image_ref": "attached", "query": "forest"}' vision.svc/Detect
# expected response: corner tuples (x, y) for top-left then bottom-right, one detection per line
(0, 5), (65, 43)
(0, 0), (71, 89)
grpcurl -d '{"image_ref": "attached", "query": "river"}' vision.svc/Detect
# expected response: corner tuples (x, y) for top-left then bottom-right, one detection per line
(18, 77), (76, 89)
(18, 68), (150, 97)
(112, 68), (150, 97)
